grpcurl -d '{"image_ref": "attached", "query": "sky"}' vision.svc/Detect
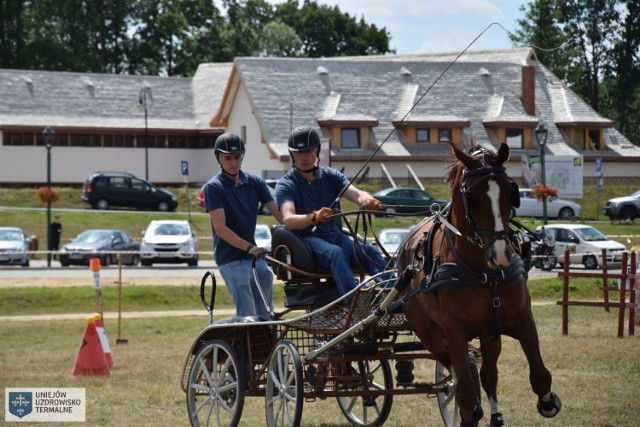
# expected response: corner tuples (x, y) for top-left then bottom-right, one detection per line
(272, 0), (529, 54)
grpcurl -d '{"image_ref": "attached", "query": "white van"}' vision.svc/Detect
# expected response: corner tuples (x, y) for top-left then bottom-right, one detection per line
(536, 224), (626, 269)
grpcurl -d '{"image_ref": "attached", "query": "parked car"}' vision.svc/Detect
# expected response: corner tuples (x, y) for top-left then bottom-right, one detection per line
(140, 220), (198, 266)
(59, 229), (140, 267)
(254, 224), (272, 252)
(372, 187), (449, 217)
(604, 189), (640, 220)
(535, 224), (626, 269)
(82, 171), (178, 212)
(514, 189), (581, 220)
(0, 227), (31, 267)
(375, 228), (411, 259)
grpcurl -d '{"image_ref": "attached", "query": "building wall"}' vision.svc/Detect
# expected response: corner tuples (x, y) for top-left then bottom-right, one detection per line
(224, 84), (288, 177)
(0, 134), (219, 185)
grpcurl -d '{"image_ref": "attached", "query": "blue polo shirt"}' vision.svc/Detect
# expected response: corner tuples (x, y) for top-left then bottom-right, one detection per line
(204, 170), (273, 265)
(276, 167), (349, 236)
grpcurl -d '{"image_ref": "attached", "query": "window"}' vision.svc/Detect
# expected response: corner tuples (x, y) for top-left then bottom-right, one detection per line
(588, 130), (600, 150)
(416, 128), (430, 143)
(506, 128), (523, 149)
(341, 128), (360, 149)
(438, 128), (452, 142)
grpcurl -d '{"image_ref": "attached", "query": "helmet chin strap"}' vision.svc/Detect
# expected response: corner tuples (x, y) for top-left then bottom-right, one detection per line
(293, 154), (320, 174)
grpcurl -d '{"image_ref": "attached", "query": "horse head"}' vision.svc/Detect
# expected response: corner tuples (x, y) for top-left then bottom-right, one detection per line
(448, 142), (520, 269)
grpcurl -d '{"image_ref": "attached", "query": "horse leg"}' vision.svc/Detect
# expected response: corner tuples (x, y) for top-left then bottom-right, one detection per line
(479, 338), (505, 427)
(445, 329), (483, 427)
(516, 315), (562, 418)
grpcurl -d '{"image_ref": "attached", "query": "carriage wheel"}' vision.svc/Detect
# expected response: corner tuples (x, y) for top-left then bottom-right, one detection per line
(436, 361), (460, 427)
(336, 359), (393, 427)
(265, 340), (304, 427)
(186, 339), (246, 427)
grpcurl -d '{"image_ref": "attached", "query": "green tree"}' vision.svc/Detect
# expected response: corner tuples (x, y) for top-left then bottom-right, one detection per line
(259, 20), (302, 57)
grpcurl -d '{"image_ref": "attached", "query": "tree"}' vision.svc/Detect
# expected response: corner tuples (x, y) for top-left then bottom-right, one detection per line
(259, 21), (302, 57)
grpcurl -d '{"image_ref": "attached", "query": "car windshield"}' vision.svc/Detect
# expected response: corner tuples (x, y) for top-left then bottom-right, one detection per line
(574, 227), (608, 242)
(76, 231), (111, 243)
(148, 223), (189, 236)
(631, 189), (640, 197)
(381, 231), (408, 244)
(0, 230), (22, 241)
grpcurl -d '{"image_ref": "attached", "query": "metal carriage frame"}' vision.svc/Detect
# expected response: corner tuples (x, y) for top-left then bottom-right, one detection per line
(181, 231), (461, 427)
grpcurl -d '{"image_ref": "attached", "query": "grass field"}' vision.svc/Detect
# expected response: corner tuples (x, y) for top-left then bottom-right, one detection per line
(1, 278), (638, 426)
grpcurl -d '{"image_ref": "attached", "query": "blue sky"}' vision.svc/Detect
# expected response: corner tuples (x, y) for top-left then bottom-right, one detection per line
(273, 0), (528, 54)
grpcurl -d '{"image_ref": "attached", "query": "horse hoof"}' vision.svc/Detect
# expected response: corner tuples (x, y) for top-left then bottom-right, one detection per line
(537, 392), (562, 418)
(490, 412), (505, 427)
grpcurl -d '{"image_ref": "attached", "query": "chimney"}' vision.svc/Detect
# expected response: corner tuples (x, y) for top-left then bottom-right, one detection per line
(522, 66), (536, 115)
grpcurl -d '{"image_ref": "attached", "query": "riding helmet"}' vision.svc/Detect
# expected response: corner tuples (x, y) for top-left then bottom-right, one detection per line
(214, 133), (246, 159)
(287, 127), (321, 153)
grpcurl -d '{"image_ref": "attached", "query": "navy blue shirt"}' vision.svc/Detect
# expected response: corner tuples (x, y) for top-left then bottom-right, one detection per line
(204, 170), (273, 265)
(276, 167), (349, 237)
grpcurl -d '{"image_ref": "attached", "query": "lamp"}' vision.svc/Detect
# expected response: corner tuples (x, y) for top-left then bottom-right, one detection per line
(138, 86), (151, 180)
(534, 123), (549, 225)
(42, 126), (55, 267)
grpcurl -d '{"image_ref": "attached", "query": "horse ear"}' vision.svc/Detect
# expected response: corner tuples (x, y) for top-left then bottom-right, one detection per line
(450, 141), (475, 168)
(498, 142), (510, 163)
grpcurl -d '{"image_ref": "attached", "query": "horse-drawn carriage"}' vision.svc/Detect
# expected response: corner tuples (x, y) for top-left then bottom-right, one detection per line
(181, 142), (562, 427)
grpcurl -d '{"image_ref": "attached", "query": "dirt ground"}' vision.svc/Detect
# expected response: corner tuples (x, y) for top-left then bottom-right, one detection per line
(0, 276), (201, 288)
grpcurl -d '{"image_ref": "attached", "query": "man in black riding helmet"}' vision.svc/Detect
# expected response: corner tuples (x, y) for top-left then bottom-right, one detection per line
(203, 133), (283, 319)
(275, 126), (391, 295)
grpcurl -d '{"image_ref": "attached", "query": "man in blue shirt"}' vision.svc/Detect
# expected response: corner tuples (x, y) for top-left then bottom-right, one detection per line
(276, 126), (390, 295)
(204, 133), (283, 318)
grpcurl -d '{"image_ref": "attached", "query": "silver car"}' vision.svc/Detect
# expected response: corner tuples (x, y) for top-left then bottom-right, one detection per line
(140, 220), (198, 266)
(515, 189), (582, 220)
(0, 227), (31, 267)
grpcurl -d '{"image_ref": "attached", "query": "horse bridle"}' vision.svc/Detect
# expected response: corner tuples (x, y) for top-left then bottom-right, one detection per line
(459, 148), (520, 250)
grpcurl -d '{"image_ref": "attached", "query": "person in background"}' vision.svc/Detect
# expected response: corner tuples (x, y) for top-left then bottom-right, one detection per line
(276, 126), (391, 296)
(203, 133), (283, 319)
(50, 215), (62, 260)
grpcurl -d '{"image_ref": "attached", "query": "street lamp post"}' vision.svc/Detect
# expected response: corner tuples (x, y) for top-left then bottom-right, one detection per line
(42, 127), (55, 267)
(138, 87), (151, 180)
(535, 123), (549, 225)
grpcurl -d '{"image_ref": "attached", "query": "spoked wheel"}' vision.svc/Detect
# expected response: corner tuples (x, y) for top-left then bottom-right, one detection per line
(436, 361), (459, 427)
(265, 340), (303, 427)
(336, 359), (393, 427)
(186, 339), (246, 427)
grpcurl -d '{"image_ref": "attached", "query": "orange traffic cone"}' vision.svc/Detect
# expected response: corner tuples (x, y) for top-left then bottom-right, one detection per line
(94, 313), (114, 369)
(72, 315), (110, 377)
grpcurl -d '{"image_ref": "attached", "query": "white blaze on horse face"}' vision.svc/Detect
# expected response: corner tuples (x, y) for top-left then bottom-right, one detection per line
(487, 181), (510, 267)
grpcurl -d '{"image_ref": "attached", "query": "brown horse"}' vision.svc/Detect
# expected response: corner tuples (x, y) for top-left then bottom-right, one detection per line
(396, 142), (561, 427)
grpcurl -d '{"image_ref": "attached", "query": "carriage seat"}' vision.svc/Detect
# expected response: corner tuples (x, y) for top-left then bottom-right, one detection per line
(270, 225), (324, 280)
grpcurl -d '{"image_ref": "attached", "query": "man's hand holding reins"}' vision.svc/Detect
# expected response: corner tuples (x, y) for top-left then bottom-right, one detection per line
(247, 244), (267, 260)
(311, 207), (334, 224)
(360, 197), (380, 211)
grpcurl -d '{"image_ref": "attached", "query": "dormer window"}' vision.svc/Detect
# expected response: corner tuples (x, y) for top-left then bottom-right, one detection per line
(438, 128), (452, 142)
(506, 128), (523, 149)
(416, 128), (430, 143)
(341, 128), (360, 149)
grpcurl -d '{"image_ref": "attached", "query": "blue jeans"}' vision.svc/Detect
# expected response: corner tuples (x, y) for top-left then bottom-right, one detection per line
(304, 231), (390, 295)
(219, 259), (273, 319)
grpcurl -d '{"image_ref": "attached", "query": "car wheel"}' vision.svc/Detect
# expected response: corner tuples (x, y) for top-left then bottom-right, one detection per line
(384, 207), (396, 218)
(21, 258), (30, 267)
(141, 259), (152, 267)
(96, 199), (109, 210)
(60, 259), (69, 267)
(188, 256), (198, 267)
(156, 201), (170, 212)
(583, 255), (599, 270)
(129, 255), (140, 267)
(619, 206), (637, 220)
(101, 255), (110, 267)
(541, 256), (556, 271)
(558, 207), (575, 220)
